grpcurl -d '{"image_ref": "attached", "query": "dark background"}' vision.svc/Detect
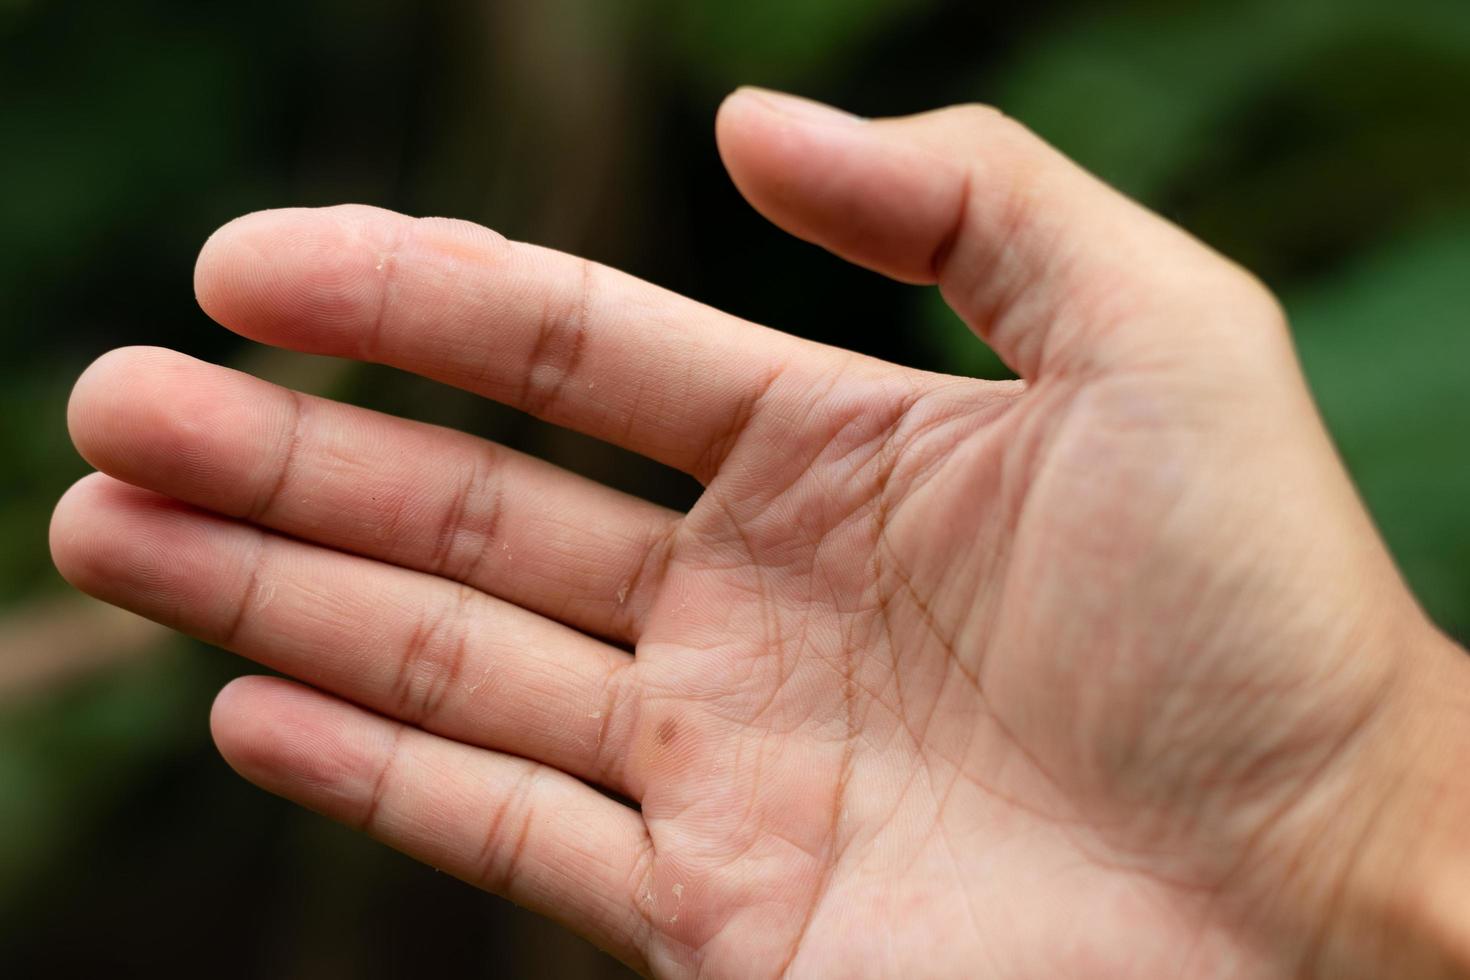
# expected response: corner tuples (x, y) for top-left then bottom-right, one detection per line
(2, 0), (1467, 976)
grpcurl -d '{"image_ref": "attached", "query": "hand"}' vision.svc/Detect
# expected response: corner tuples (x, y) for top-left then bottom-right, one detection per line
(52, 89), (1470, 977)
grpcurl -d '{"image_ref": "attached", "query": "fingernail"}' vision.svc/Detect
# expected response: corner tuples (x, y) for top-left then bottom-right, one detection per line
(735, 87), (865, 126)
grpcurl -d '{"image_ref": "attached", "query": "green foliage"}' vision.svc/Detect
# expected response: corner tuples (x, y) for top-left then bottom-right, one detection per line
(0, 648), (200, 898)
(1292, 219), (1470, 635)
(995, 0), (1470, 205)
(652, 0), (940, 91)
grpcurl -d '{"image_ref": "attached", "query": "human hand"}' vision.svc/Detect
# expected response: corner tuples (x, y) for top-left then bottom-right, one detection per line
(52, 89), (1470, 977)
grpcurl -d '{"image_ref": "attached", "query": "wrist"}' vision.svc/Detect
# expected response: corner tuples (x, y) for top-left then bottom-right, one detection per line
(1310, 626), (1470, 978)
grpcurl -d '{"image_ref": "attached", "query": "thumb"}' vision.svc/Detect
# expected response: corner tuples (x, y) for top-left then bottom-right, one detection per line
(715, 88), (1282, 379)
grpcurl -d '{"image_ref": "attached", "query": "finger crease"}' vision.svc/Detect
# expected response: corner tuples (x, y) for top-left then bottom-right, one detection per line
(221, 533), (270, 648)
(358, 724), (406, 834)
(614, 518), (680, 643)
(928, 164), (973, 284)
(452, 452), (507, 587)
(364, 220), (411, 362)
(249, 388), (306, 524)
(594, 659), (639, 793)
(693, 361), (785, 484)
(521, 256), (593, 417)
(478, 764), (542, 892)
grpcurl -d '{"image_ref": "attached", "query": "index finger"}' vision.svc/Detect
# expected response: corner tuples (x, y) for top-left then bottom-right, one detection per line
(194, 205), (831, 481)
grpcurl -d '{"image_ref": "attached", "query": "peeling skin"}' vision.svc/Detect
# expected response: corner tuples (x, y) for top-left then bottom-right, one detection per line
(465, 664), (492, 695)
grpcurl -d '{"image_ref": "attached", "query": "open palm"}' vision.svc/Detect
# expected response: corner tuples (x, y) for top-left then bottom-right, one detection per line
(52, 91), (1440, 978)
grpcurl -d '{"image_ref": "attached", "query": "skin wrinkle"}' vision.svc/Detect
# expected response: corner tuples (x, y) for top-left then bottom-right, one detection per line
(372, 457), (422, 549)
(625, 832), (663, 975)
(1299, 766), (1411, 978)
(1174, 673), (1401, 957)
(662, 371), (1035, 972)
(621, 372), (653, 453)
(1113, 549), (1247, 799)
(614, 517), (682, 644)
(407, 585), (477, 728)
(925, 156), (972, 284)
(909, 663), (1072, 830)
(934, 127), (1051, 369)
(357, 723), (407, 835)
(389, 586), (470, 724)
(1090, 444), (1251, 806)
(448, 453), (507, 589)
(873, 533), (960, 663)
(521, 255), (593, 418)
(594, 659), (639, 794)
(427, 448), (486, 583)
(775, 625), (859, 979)
(220, 530), (271, 649)
(392, 616), (433, 720)
(248, 386), (306, 524)
(711, 366), (924, 585)
(707, 493), (787, 723)
(463, 238), (517, 398)
(702, 355), (856, 514)
(943, 629), (1078, 847)
(1004, 374), (1390, 887)
(363, 213), (413, 365)
(869, 439), (916, 760)
(501, 771), (544, 897)
(476, 761), (544, 894)
(776, 393), (931, 979)
(692, 362), (786, 486)
(868, 448), (978, 758)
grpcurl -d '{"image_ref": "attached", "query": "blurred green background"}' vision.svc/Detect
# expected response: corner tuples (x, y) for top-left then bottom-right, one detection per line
(2, 0), (1467, 975)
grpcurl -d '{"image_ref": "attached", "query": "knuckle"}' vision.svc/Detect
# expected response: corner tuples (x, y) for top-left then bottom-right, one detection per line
(522, 256), (594, 417)
(429, 449), (506, 584)
(391, 588), (474, 725)
(944, 101), (1009, 129)
(478, 765), (543, 892)
(1231, 266), (1291, 332)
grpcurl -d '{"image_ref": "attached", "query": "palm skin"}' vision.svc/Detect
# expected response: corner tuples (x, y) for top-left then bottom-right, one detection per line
(626, 292), (1403, 976)
(51, 90), (1459, 978)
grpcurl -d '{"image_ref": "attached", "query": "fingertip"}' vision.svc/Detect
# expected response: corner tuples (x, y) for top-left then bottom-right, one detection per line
(210, 676), (377, 816)
(715, 88), (953, 286)
(193, 209), (297, 324)
(65, 347), (271, 511)
(68, 346), (189, 468)
(210, 675), (288, 770)
(714, 88), (762, 176)
(49, 472), (98, 586)
(716, 87), (862, 173)
(713, 85), (755, 128)
(193, 205), (401, 351)
(49, 472), (136, 593)
(67, 348), (124, 461)
(49, 474), (238, 632)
